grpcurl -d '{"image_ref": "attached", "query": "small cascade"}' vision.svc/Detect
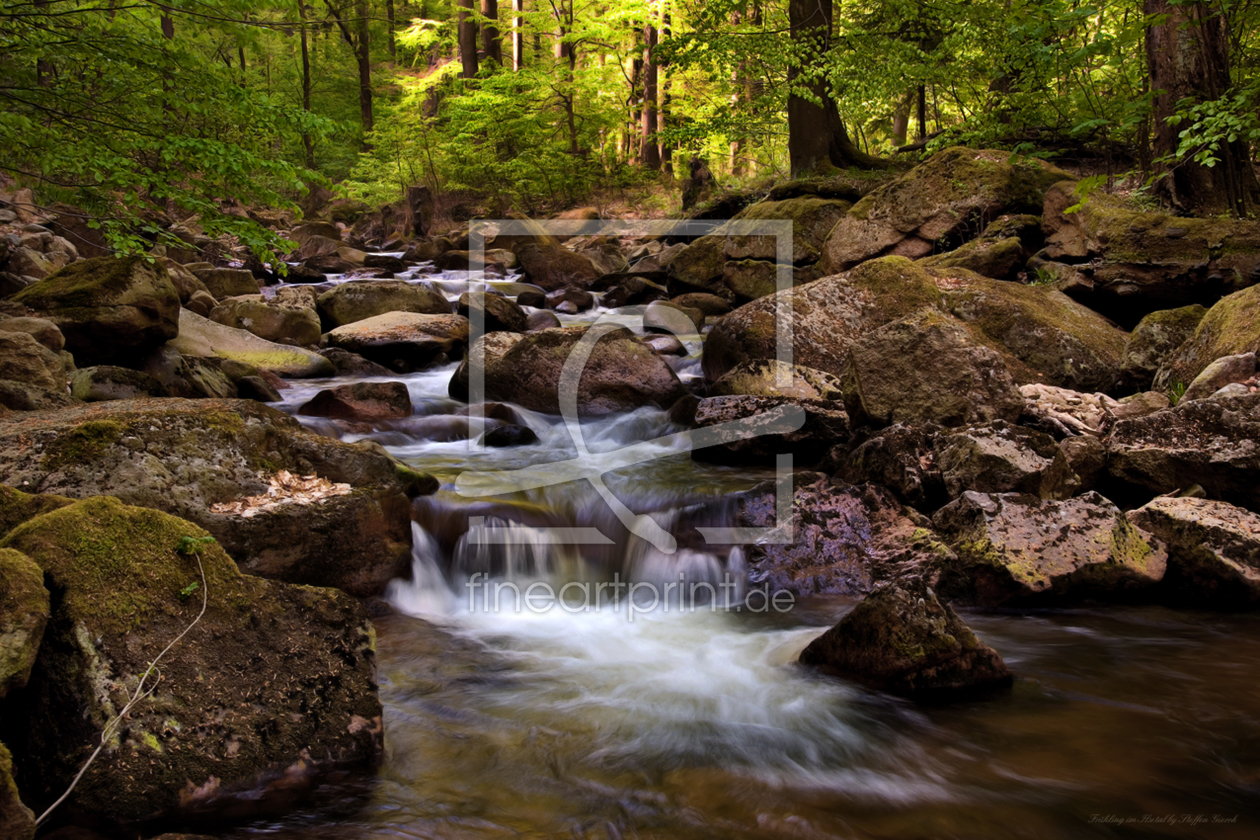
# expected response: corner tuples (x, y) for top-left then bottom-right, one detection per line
(385, 522), (457, 617)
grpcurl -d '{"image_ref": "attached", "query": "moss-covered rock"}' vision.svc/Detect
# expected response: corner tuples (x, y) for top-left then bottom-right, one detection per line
(702, 256), (943, 383)
(316, 280), (450, 331)
(1118, 304), (1207, 393)
(799, 581), (1012, 699)
(932, 491), (1167, 606)
(0, 399), (423, 596)
(931, 266), (1128, 393)
(841, 308), (1025, 428)
(2, 496), (383, 826)
(0, 485), (75, 539)
(323, 311), (470, 372)
(209, 298), (322, 347)
(822, 148), (1070, 272)
(171, 309), (334, 378)
(0, 547), (48, 699)
(512, 241), (602, 291)
(1041, 182), (1260, 325)
(919, 214), (1042, 280)
(1154, 284), (1260, 391)
(709, 359), (843, 400)
(12, 256), (180, 364)
(0, 742), (35, 840)
(69, 365), (168, 402)
(934, 421), (1077, 501)
(0, 328), (66, 392)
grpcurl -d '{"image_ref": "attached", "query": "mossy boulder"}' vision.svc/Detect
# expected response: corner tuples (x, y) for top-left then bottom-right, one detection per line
(315, 280), (450, 330)
(1, 742), (34, 840)
(0, 484), (75, 539)
(456, 291), (528, 333)
(1104, 392), (1260, 512)
(841, 307), (1025, 428)
(1118, 305), (1207, 393)
(799, 581), (1012, 699)
(209, 298), (322, 347)
(69, 365), (168, 401)
(0, 328), (67, 392)
(323, 311), (470, 372)
(1, 496), (383, 826)
(702, 256), (943, 384)
(1153, 284), (1260, 391)
(0, 399), (423, 596)
(11, 256), (180, 364)
(934, 421), (1077, 501)
(919, 214), (1042, 280)
(932, 267), (1128, 393)
(932, 490), (1167, 606)
(822, 148), (1070, 273)
(1127, 496), (1260, 607)
(512, 241), (602, 291)
(0, 547), (48, 699)
(1041, 183), (1260, 325)
(170, 309), (334, 378)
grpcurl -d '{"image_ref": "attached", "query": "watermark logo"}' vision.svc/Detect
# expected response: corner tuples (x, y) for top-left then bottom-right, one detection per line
(456, 219), (800, 553)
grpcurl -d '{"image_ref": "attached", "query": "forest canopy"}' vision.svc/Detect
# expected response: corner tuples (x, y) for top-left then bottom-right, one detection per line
(3, 1), (1259, 256)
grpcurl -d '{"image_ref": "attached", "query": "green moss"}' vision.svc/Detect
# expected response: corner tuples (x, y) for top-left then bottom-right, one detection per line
(847, 257), (944, 315)
(220, 349), (316, 372)
(1108, 518), (1157, 572)
(13, 255), (164, 310)
(41, 420), (125, 472)
(0, 485), (76, 540)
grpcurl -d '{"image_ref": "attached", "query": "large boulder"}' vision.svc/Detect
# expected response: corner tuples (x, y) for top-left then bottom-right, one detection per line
(0, 399), (422, 597)
(1127, 496), (1260, 607)
(735, 475), (948, 598)
(512, 241), (602, 291)
(323, 312), (470, 371)
(934, 421), (1077, 501)
(933, 491), (1167, 605)
(2, 496), (383, 826)
(189, 267), (260, 299)
(0, 547), (48, 699)
(11, 256), (180, 364)
(455, 326), (688, 416)
(703, 256), (943, 383)
(822, 148), (1070, 272)
(209, 298), (322, 347)
(841, 308), (1025, 428)
(457, 292), (527, 333)
(1118, 304), (1207, 393)
(1179, 352), (1256, 403)
(933, 268), (1128, 393)
(0, 329), (66, 392)
(155, 258), (211, 304)
(170, 309), (334, 378)
(316, 280), (450, 330)
(298, 381), (413, 422)
(1104, 392), (1260, 512)
(1041, 183), (1260, 325)
(0, 316), (64, 354)
(799, 582), (1012, 699)
(1153, 284), (1260, 391)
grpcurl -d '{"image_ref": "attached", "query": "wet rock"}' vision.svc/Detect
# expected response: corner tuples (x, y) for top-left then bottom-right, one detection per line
(209, 298), (323, 347)
(0, 399), (422, 597)
(644, 300), (702, 334)
(799, 581), (1012, 699)
(2, 496), (383, 826)
(317, 347), (392, 377)
(934, 421), (1077, 501)
(822, 148), (1069, 272)
(12, 256), (180, 364)
(448, 332), (526, 402)
(692, 395), (849, 463)
(933, 491), (1167, 606)
(711, 358), (836, 401)
(0, 546), (48, 699)
(1128, 496), (1260, 607)
(69, 365), (168, 401)
(1, 742), (34, 840)
(515, 289), (546, 308)
(236, 375), (281, 403)
(1180, 352), (1256, 403)
(457, 292), (527, 332)
(525, 310), (561, 331)
(671, 293), (731, 317)
(841, 308), (1024, 428)
(299, 381), (414, 421)
(171, 309), (334, 378)
(1104, 392), (1260, 511)
(482, 424), (539, 447)
(545, 288), (595, 312)
(190, 267), (260, 299)
(323, 312), (470, 371)
(1118, 305), (1207, 393)
(829, 424), (945, 511)
(316, 280), (450, 330)
(456, 402), (523, 424)
(737, 476), (949, 598)
(0, 329), (67, 393)
(364, 253), (406, 273)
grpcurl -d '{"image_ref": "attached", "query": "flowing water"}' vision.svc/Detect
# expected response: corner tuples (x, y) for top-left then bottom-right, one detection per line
(234, 264), (1260, 839)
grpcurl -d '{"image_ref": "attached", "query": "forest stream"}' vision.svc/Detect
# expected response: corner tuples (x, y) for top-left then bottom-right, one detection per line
(225, 260), (1260, 840)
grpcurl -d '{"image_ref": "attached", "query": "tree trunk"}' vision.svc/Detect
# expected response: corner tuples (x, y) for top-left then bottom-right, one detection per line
(386, 0), (397, 60)
(1145, 0), (1258, 214)
(512, 0), (525, 70)
(891, 89), (913, 147)
(457, 0), (479, 78)
(299, 1), (315, 168)
(787, 0), (886, 176)
(355, 0), (372, 134)
(641, 23), (661, 170)
(481, 1), (502, 66)
(916, 84), (927, 142)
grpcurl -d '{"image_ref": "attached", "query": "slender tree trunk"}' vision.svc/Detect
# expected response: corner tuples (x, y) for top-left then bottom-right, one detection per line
(457, 0), (479, 78)
(1145, 0), (1257, 214)
(481, 0), (502, 65)
(299, 1), (315, 168)
(387, 0), (397, 59)
(787, 0), (886, 176)
(641, 23), (661, 170)
(512, 0), (525, 70)
(916, 84), (927, 142)
(355, 0), (372, 135)
(891, 89), (913, 147)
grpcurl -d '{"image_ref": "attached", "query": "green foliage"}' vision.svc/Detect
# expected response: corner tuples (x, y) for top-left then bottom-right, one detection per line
(177, 581), (201, 601)
(1168, 380), (1187, 406)
(176, 535), (217, 555)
